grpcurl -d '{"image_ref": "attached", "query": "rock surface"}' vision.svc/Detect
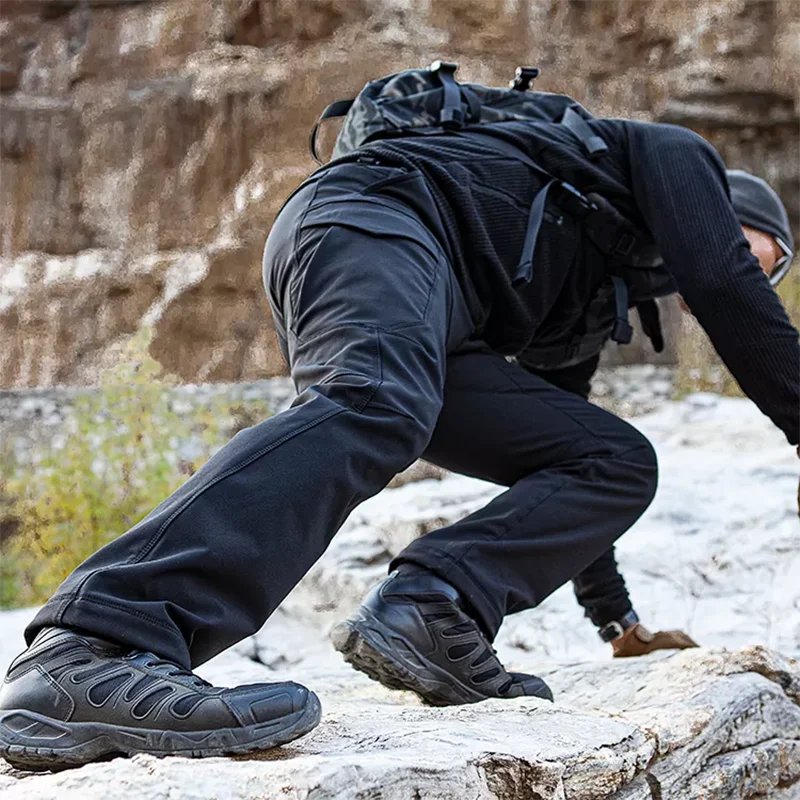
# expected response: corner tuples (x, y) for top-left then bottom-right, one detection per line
(0, 393), (798, 797)
(0, 644), (798, 799)
(2, 0), (798, 387)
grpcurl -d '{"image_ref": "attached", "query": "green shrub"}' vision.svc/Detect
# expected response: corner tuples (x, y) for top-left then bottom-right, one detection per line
(0, 331), (272, 608)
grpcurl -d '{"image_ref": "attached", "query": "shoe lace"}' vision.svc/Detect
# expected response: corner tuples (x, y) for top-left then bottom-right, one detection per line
(137, 654), (212, 689)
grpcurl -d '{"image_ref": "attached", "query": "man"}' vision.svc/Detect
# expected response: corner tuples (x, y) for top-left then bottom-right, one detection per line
(1, 69), (797, 766)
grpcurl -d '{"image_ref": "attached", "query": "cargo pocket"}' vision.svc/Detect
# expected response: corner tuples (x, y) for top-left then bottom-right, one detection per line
(287, 200), (446, 342)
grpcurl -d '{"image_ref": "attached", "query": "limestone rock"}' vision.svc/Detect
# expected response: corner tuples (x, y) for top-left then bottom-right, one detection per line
(0, 394), (798, 797)
(0, 638), (797, 799)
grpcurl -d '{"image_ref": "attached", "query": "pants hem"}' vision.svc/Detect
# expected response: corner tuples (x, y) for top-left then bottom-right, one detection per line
(390, 547), (504, 639)
(26, 594), (192, 670)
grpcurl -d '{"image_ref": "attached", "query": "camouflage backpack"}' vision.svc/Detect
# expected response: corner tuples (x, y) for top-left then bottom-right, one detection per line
(310, 61), (608, 164)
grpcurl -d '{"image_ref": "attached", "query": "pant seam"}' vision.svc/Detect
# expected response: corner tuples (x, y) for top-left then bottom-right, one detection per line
(290, 320), (437, 347)
(490, 357), (620, 453)
(281, 178), (324, 332)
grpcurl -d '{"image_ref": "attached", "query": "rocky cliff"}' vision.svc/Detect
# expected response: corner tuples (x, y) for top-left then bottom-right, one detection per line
(1, 0), (798, 387)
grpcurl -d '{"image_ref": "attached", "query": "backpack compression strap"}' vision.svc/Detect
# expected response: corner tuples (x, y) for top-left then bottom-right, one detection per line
(431, 60), (464, 129)
(610, 276), (634, 344)
(310, 99), (355, 164)
(561, 106), (609, 158)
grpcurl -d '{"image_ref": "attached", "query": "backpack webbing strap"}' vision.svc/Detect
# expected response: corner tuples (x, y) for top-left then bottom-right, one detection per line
(431, 60), (463, 129)
(610, 276), (634, 344)
(310, 98), (355, 164)
(562, 106), (609, 158)
(514, 179), (558, 286)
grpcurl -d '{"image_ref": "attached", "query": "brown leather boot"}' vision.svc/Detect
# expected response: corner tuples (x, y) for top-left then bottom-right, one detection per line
(611, 623), (698, 658)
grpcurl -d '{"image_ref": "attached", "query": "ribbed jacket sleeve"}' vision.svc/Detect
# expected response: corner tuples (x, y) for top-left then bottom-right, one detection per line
(622, 121), (800, 445)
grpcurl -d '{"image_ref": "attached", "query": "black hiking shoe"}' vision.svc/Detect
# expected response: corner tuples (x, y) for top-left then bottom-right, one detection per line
(331, 567), (553, 706)
(0, 627), (321, 771)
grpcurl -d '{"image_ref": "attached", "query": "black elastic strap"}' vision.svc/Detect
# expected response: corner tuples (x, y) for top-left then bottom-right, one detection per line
(562, 106), (609, 158)
(431, 61), (463, 129)
(310, 98), (355, 164)
(513, 179), (558, 286)
(637, 299), (664, 353)
(610, 276), (633, 344)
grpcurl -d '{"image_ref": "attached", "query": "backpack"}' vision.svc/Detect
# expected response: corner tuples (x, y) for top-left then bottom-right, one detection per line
(310, 61), (607, 164)
(309, 61), (670, 360)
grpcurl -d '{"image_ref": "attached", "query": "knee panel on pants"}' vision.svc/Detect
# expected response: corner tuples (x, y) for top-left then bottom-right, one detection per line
(567, 418), (658, 512)
(611, 431), (659, 511)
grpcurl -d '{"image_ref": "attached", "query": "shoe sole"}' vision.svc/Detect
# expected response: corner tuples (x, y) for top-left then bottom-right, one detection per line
(0, 691), (321, 771)
(331, 609), (491, 706)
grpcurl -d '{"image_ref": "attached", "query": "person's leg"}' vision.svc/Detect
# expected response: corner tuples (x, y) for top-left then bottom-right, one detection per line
(333, 342), (656, 703)
(1, 163), (473, 767)
(571, 547), (635, 627)
(24, 166), (468, 670)
(521, 358), (696, 655)
(396, 344), (658, 640)
(413, 345), (697, 658)
(514, 358), (636, 631)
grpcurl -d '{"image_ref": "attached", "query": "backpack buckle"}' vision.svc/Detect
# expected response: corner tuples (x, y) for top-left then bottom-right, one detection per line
(430, 60), (459, 74)
(553, 182), (596, 219)
(440, 108), (465, 129)
(509, 66), (541, 92)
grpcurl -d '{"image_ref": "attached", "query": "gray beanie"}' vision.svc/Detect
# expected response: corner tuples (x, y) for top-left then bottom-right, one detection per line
(727, 169), (794, 256)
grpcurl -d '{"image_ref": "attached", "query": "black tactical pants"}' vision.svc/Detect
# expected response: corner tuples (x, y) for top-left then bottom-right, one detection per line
(521, 357), (636, 629)
(27, 163), (657, 667)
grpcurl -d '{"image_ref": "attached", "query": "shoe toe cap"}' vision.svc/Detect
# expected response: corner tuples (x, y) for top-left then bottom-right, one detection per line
(506, 672), (554, 702)
(229, 682), (310, 725)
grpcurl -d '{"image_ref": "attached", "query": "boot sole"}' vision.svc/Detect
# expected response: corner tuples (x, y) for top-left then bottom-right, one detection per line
(331, 609), (490, 706)
(0, 691), (321, 771)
